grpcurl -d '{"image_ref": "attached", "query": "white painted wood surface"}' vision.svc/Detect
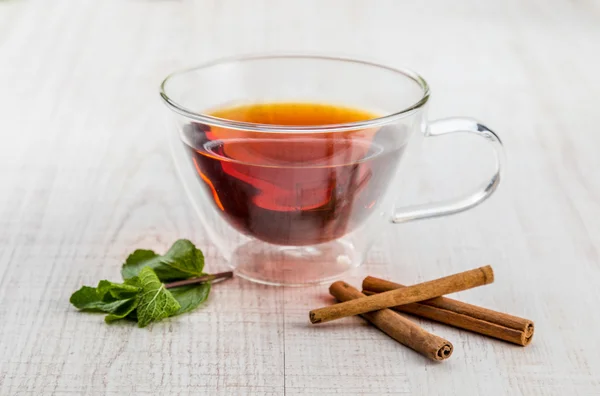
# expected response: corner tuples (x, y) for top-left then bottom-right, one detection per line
(1, 1), (600, 394)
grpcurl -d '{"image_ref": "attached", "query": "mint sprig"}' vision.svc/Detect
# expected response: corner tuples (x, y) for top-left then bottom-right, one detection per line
(70, 239), (232, 327)
(121, 239), (205, 281)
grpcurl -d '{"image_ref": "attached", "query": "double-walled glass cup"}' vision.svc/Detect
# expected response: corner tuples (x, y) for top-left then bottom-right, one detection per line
(160, 55), (504, 286)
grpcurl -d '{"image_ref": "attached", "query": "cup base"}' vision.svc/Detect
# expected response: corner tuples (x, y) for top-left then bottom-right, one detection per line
(229, 239), (361, 286)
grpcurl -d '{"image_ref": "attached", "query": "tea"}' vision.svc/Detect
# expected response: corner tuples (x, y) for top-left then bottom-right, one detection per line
(182, 103), (405, 246)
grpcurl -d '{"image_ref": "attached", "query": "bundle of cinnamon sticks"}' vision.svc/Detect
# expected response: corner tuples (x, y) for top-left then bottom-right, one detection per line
(309, 266), (534, 361)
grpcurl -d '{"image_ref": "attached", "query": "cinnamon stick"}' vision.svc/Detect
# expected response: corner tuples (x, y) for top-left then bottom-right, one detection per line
(362, 276), (533, 346)
(310, 265), (494, 324)
(329, 281), (453, 361)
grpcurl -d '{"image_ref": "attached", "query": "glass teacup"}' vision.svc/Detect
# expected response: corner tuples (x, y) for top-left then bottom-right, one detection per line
(160, 54), (504, 286)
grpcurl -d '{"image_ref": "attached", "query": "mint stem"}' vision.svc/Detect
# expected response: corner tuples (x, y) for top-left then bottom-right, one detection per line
(164, 271), (233, 289)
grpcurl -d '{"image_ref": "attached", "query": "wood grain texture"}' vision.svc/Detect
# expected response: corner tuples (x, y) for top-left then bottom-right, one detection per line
(1, 0), (600, 394)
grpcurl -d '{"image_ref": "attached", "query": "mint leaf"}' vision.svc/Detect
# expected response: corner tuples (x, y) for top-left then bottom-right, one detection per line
(70, 277), (142, 323)
(105, 297), (139, 323)
(120, 250), (162, 279)
(97, 278), (140, 299)
(70, 285), (140, 323)
(136, 267), (181, 327)
(70, 241), (229, 328)
(160, 239), (205, 275)
(70, 286), (108, 311)
(121, 240), (205, 281)
(169, 282), (211, 315)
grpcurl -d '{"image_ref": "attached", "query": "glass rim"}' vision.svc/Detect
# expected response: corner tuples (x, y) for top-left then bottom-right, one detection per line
(159, 53), (430, 133)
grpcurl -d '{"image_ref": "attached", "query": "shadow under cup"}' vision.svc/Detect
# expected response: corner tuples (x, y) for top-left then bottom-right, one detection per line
(161, 55), (428, 286)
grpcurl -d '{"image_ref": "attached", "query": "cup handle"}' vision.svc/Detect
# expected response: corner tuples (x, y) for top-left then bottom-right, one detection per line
(392, 117), (505, 223)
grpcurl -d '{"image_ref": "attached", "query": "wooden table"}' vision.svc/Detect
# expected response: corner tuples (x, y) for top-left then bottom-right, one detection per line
(1, 1), (599, 394)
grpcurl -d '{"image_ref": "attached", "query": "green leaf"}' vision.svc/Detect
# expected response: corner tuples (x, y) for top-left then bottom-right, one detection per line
(105, 297), (139, 323)
(136, 267), (181, 327)
(97, 278), (140, 300)
(169, 282), (211, 315)
(121, 240), (205, 281)
(70, 240), (218, 328)
(70, 279), (141, 323)
(120, 250), (162, 280)
(71, 289), (139, 323)
(70, 286), (108, 311)
(160, 239), (205, 276)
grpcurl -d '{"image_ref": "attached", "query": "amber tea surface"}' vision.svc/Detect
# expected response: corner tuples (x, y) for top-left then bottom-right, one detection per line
(182, 102), (405, 246)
